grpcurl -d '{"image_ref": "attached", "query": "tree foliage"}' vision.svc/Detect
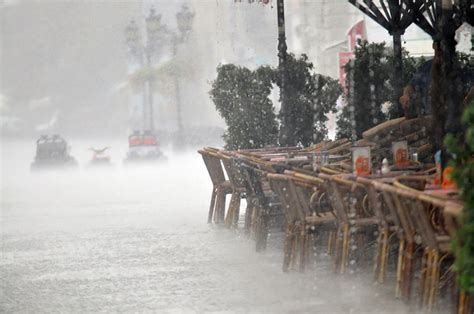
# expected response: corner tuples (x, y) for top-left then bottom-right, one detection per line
(336, 40), (424, 139)
(338, 41), (391, 140)
(445, 101), (474, 294)
(336, 103), (354, 140)
(275, 53), (341, 146)
(210, 55), (342, 149)
(210, 64), (278, 150)
(446, 37), (474, 294)
(277, 54), (315, 146)
(312, 73), (342, 143)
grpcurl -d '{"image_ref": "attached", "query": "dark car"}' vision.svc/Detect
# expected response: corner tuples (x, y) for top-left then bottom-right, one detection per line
(30, 135), (78, 170)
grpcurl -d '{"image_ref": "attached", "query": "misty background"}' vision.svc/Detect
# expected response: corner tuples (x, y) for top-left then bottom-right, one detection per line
(1, 0), (441, 141)
(1, 2), (468, 312)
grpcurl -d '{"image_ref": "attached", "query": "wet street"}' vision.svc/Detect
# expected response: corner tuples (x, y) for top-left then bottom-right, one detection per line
(2, 141), (413, 313)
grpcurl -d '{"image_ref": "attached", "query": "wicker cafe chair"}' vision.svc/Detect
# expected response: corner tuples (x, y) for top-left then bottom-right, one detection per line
(217, 151), (249, 228)
(375, 180), (423, 303)
(355, 176), (426, 302)
(318, 173), (380, 274)
(364, 175), (459, 310)
(268, 172), (336, 272)
(267, 173), (302, 271)
(348, 176), (402, 286)
(198, 149), (232, 224)
(390, 176), (433, 301)
(391, 177), (458, 311)
(352, 175), (426, 303)
(237, 157), (283, 252)
(292, 174), (338, 264)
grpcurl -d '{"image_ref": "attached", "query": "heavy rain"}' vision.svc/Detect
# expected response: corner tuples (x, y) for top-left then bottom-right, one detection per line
(1, 0), (473, 313)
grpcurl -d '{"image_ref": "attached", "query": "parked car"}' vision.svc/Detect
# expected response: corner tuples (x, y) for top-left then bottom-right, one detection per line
(30, 135), (78, 170)
(124, 130), (166, 164)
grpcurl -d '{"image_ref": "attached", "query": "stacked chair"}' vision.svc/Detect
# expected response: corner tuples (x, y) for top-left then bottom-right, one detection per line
(198, 122), (468, 312)
(198, 148), (232, 224)
(268, 171), (336, 272)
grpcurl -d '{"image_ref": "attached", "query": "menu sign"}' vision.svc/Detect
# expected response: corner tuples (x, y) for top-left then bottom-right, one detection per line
(392, 141), (409, 168)
(352, 146), (371, 176)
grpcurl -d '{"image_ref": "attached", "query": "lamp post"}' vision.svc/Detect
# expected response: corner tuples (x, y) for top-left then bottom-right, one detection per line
(124, 20), (142, 61)
(125, 8), (166, 134)
(173, 4), (194, 137)
(232, 0), (292, 145)
(124, 20), (146, 132)
(144, 7), (165, 132)
(276, 0), (293, 146)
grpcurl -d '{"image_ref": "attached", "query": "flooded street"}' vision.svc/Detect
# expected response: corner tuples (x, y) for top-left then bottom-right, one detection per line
(0, 140), (414, 313)
(1, 0), (471, 311)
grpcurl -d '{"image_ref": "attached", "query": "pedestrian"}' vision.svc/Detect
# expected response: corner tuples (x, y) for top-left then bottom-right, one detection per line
(399, 41), (473, 132)
(398, 42), (442, 119)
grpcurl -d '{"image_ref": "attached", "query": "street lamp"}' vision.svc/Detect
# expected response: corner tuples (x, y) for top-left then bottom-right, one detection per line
(176, 4), (194, 42)
(124, 20), (143, 62)
(276, 0), (292, 147)
(125, 7), (167, 133)
(145, 7), (165, 64)
(144, 7), (168, 132)
(173, 4), (195, 138)
(233, 0), (292, 146)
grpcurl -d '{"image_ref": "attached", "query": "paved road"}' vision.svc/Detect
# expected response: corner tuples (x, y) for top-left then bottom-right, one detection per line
(1, 141), (416, 313)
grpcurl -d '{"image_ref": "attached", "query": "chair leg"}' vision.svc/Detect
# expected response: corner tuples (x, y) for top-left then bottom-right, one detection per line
(290, 227), (298, 270)
(306, 231), (314, 269)
(333, 225), (342, 273)
(332, 231), (337, 256)
(244, 200), (252, 232)
(418, 249), (427, 307)
(373, 230), (383, 280)
(299, 225), (307, 273)
(422, 249), (432, 308)
(220, 192), (227, 223)
(208, 187), (217, 223)
(251, 205), (259, 234)
(341, 224), (350, 274)
(378, 228), (389, 284)
(282, 223), (293, 272)
(225, 192), (237, 228)
(255, 211), (268, 252)
(403, 241), (415, 301)
(428, 249), (440, 311)
(215, 189), (226, 224)
(213, 190), (220, 224)
(327, 231), (334, 256)
(232, 195), (241, 228)
(395, 239), (405, 299)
